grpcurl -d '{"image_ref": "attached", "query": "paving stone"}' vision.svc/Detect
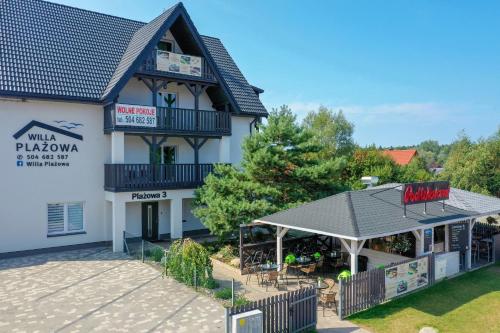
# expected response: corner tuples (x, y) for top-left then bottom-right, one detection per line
(0, 247), (224, 332)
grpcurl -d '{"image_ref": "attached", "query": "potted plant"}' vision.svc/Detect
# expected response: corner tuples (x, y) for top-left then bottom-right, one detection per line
(390, 234), (412, 255)
(312, 252), (321, 261)
(285, 253), (296, 265)
(337, 269), (352, 281)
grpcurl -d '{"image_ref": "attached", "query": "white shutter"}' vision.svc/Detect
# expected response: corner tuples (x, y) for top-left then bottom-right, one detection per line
(67, 202), (84, 231)
(48, 204), (65, 234)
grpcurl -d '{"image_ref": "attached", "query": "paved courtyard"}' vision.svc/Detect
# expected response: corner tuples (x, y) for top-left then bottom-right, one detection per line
(0, 247), (224, 333)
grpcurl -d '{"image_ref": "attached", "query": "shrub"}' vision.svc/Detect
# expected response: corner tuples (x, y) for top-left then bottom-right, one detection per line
(150, 247), (165, 263)
(214, 287), (233, 300)
(166, 238), (215, 288)
(214, 244), (237, 262)
(234, 295), (251, 307)
(205, 279), (220, 290)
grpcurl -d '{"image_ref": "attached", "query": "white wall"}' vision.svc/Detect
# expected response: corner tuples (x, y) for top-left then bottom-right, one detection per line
(123, 135), (220, 165)
(230, 116), (253, 166)
(360, 248), (409, 270)
(182, 198), (205, 232)
(0, 99), (108, 253)
(117, 78), (215, 111)
(125, 202), (142, 236)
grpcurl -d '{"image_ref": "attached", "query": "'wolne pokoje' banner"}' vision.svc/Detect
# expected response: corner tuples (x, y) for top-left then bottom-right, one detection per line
(115, 104), (157, 128)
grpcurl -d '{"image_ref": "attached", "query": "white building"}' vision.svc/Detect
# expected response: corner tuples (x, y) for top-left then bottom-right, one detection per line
(0, 0), (268, 255)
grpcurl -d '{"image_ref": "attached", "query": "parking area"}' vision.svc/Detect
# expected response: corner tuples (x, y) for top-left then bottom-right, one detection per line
(0, 247), (224, 333)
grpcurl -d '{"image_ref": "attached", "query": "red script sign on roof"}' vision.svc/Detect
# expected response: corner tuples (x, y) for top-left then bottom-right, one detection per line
(402, 181), (450, 205)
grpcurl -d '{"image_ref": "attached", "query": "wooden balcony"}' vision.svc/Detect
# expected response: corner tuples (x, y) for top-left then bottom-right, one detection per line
(137, 50), (217, 84)
(104, 105), (231, 136)
(104, 163), (215, 192)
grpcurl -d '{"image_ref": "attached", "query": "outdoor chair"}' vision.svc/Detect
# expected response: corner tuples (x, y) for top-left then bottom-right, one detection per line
(262, 271), (280, 291)
(318, 291), (337, 316)
(330, 257), (344, 271)
(323, 278), (336, 292)
(245, 264), (261, 285)
(341, 252), (350, 267)
(279, 263), (290, 285)
(316, 256), (325, 273)
(299, 263), (317, 281)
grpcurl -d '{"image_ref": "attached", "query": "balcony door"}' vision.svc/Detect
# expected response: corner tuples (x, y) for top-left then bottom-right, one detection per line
(150, 145), (177, 184)
(157, 92), (177, 129)
(141, 201), (158, 241)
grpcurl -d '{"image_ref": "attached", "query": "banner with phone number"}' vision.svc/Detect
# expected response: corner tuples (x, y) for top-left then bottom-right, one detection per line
(115, 104), (157, 128)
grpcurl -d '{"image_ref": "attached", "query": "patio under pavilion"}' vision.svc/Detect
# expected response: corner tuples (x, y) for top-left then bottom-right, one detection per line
(241, 183), (500, 278)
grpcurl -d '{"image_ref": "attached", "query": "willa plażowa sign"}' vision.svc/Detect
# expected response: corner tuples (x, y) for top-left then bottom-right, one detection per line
(13, 120), (83, 168)
(401, 181), (450, 205)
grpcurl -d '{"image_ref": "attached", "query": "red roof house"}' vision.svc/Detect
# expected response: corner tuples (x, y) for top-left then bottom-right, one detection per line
(382, 149), (418, 166)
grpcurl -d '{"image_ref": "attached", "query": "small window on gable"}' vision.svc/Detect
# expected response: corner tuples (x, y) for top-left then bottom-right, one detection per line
(158, 41), (174, 52)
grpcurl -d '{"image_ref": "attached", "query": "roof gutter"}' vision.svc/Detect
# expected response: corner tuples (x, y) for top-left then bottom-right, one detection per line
(253, 219), (359, 241)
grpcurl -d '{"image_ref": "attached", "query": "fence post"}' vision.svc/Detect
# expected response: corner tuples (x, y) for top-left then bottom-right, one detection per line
(164, 250), (168, 278)
(224, 307), (230, 333)
(338, 278), (343, 320)
(141, 240), (144, 263)
(194, 269), (198, 291)
(231, 278), (235, 307)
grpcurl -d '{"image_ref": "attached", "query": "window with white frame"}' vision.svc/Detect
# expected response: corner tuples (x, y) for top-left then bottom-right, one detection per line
(47, 202), (84, 236)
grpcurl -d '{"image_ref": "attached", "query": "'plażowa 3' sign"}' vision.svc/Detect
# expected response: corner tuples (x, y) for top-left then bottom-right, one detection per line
(401, 181), (450, 205)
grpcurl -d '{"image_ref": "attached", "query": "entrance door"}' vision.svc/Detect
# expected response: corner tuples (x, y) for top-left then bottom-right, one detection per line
(141, 202), (159, 241)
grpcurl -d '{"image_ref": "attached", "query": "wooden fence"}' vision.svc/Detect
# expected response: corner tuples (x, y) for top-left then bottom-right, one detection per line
(226, 287), (317, 333)
(339, 254), (435, 319)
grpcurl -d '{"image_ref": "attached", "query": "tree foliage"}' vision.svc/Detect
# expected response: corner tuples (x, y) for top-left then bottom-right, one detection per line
(302, 106), (355, 158)
(440, 130), (500, 196)
(193, 164), (279, 238)
(193, 106), (347, 237)
(343, 147), (399, 189)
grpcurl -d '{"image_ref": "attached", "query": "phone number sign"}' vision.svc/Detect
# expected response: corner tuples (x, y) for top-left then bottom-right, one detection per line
(115, 104), (157, 128)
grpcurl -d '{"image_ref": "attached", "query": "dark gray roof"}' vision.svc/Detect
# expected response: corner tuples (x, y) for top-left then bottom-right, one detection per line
(0, 0), (267, 116)
(201, 36), (267, 116)
(0, 0), (142, 102)
(102, 4), (179, 100)
(256, 187), (477, 240)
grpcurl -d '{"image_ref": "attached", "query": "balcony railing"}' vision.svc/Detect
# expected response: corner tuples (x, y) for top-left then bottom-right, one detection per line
(104, 105), (231, 136)
(138, 50), (216, 82)
(104, 163), (215, 192)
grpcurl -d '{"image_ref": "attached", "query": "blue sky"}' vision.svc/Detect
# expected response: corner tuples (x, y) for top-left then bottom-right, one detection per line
(54, 0), (499, 146)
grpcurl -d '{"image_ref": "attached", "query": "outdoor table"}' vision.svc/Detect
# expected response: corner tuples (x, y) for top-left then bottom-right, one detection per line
(326, 251), (341, 259)
(259, 263), (278, 271)
(296, 257), (311, 265)
(301, 281), (330, 301)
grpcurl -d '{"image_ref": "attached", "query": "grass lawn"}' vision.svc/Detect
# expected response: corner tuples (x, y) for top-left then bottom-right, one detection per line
(349, 262), (500, 333)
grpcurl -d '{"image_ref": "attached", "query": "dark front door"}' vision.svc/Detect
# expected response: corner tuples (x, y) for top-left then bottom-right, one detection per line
(142, 202), (159, 241)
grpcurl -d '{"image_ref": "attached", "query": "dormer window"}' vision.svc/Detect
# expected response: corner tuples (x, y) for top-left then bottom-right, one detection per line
(158, 40), (174, 52)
